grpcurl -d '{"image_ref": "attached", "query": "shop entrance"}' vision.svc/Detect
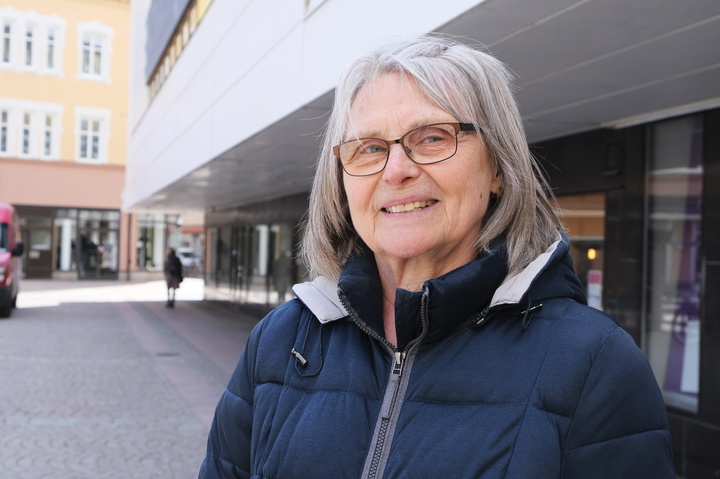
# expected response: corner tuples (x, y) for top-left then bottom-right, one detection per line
(22, 218), (54, 279)
(76, 209), (120, 279)
(16, 206), (54, 279)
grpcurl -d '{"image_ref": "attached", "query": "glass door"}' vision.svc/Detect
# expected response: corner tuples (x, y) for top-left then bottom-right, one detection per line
(76, 209), (120, 279)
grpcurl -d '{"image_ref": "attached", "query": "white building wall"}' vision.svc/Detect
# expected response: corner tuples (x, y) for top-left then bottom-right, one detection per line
(124, 0), (484, 210)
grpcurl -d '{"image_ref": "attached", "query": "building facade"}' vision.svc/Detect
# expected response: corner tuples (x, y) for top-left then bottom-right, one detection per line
(0, 0), (201, 279)
(0, 0), (132, 279)
(125, 0), (720, 476)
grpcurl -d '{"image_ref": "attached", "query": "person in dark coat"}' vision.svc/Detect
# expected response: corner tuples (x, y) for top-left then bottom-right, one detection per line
(198, 35), (674, 478)
(163, 247), (183, 308)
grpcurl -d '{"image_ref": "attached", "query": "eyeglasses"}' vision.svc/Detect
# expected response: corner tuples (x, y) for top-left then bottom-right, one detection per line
(333, 122), (478, 177)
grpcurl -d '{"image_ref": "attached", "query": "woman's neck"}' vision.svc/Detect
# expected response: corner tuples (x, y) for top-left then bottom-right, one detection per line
(375, 250), (475, 348)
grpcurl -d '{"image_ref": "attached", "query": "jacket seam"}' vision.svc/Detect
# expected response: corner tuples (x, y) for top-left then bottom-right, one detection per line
(255, 380), (380, 401)
(506, 299), (571, 472)
(204, 452), (248, 475)
(563, 427), (669, 453)
(560, 325), (623, 465)
(223, 386), (253, 407)
(402, 398), (572, 418)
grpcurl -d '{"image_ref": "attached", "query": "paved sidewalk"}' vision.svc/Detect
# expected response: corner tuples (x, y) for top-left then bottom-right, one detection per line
(0, 279), (260, 479)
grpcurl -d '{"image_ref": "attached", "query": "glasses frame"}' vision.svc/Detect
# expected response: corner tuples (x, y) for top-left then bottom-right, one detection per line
(333, 122), (478, 177)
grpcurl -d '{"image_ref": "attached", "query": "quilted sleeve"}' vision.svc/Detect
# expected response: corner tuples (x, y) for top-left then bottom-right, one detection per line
(561, 326), (675, 478)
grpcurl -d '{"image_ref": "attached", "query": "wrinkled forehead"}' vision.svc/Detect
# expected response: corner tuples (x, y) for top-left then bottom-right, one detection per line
(342, 72), (457, 139)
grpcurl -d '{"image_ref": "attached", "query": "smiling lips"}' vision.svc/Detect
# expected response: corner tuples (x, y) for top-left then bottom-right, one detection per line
(383, 200), (438, 214)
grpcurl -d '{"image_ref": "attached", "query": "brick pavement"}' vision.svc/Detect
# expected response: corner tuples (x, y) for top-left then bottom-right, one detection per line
(0, 279), (259, 479)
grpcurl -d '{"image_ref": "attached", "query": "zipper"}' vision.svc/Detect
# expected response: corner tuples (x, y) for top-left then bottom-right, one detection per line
(367, 347), (414, 479)
(339, 287), (430, 479)
(474, 306), (492, 327)
(392, 351), (405, 375)
(338, 290), (396, 351)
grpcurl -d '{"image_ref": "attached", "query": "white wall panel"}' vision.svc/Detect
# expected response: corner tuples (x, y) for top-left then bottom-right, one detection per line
(124, 0), (485, 210)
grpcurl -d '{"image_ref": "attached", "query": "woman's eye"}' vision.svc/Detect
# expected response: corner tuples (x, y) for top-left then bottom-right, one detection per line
(360, 143), (387, 155)
(416, 129), (451, 145)
(422, 135), (445, 144)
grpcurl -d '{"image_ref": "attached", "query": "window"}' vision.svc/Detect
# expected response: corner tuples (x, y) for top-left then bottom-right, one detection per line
(43, 114), (52, 156)
(2, 22), (10, 64)
(0, 9), (65, 74)
(75, 107), (110, 163)
(0, 109), (8, 153)
(646, 115), (703, 413)
(43, 20), (65, 75)
(76, 22), (112, 82)
(79, 118), (100, 160)
(21, 112), (31, 155)
(46, 28), (55, 70)
(147, 0), (213, 98)
(24, 25), (33, 67)
(81, 33), (101, 75)
(0, 99), (62, 158)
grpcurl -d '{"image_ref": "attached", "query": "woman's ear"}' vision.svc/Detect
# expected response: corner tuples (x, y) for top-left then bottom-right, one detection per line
(490, 171), (502, 196)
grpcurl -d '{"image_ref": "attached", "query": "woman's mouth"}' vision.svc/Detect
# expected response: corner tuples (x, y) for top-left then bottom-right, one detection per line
(383, 200), (438, 214)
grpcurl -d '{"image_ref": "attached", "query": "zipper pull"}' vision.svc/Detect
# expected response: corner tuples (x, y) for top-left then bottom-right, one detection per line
(291, 348), (308, 366)
(392, 351), (406, 376)
(474, 307), (491, 327)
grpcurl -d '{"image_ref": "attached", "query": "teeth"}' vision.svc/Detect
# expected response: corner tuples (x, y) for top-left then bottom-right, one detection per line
(384, 200), (437, 213)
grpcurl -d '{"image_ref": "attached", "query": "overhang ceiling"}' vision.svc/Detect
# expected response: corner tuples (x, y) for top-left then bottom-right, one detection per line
(136, 0), (720, 212)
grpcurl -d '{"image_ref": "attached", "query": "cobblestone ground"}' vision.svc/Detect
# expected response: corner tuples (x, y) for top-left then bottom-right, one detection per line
(0, 279), (258, 479)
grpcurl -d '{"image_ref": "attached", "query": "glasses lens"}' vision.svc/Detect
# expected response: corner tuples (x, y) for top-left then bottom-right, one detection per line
(339, 138), (388, 176)
(404, 123), (458, 164)
(337, 123), (464, 176)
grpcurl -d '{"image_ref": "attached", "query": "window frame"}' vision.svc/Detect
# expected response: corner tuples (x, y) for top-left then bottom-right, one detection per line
(0, 109), (10, 154)
(0, 8), (65, 75)
(41, 112), (60, 160)
(0, 99), (63, 159)
(1, 19), (12, 66)
(23, 23), (34, 68)
(76, 21), (113, 83)
(75, 107), (110, 164)
(20, 111), (32, 156)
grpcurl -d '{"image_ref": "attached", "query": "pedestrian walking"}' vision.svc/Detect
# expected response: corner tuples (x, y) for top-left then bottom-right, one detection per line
(198, 34), (674, 478)
(163, 247), (183, 308)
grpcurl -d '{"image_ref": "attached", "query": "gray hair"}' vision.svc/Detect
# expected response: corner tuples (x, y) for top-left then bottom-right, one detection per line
(302, 34), (560, 281)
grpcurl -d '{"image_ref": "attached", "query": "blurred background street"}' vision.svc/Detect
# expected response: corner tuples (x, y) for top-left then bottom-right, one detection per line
(0, 279), (258, 479)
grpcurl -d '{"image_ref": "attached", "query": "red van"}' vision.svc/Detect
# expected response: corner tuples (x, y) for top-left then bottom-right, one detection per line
(0, 202), (24, 318)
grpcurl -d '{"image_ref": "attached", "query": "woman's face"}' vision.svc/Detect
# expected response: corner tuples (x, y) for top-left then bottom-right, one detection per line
(343, 73), (501, 272)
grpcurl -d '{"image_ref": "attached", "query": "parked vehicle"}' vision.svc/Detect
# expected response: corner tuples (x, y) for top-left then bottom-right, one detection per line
(176, 247), (198, 267)
(0, 202), (24, 318)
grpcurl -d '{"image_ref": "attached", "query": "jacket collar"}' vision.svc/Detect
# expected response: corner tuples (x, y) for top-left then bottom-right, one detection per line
(293, 232), (585, 347)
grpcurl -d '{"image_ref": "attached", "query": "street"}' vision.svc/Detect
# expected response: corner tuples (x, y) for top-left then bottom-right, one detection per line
(0, 278), (259, 479)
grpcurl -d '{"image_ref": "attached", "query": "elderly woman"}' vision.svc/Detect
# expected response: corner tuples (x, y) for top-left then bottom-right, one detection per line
(199, 35), (674, 478)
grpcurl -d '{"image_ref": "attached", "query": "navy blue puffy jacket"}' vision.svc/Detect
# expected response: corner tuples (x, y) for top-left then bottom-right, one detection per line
(199, 236), (674, 478)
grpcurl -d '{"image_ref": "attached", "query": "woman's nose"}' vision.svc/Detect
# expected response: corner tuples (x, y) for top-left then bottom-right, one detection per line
(382, 143), (420, 184)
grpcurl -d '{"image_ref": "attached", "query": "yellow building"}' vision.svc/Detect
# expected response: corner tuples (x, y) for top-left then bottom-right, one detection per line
(0, 0), (162, 279)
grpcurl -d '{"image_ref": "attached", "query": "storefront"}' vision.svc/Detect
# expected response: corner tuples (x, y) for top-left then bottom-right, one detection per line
(203, 193), (307, 311)
(16, 205), (122, 279)
(13, 207), (191, 280)
(134, 212), (185, 271)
